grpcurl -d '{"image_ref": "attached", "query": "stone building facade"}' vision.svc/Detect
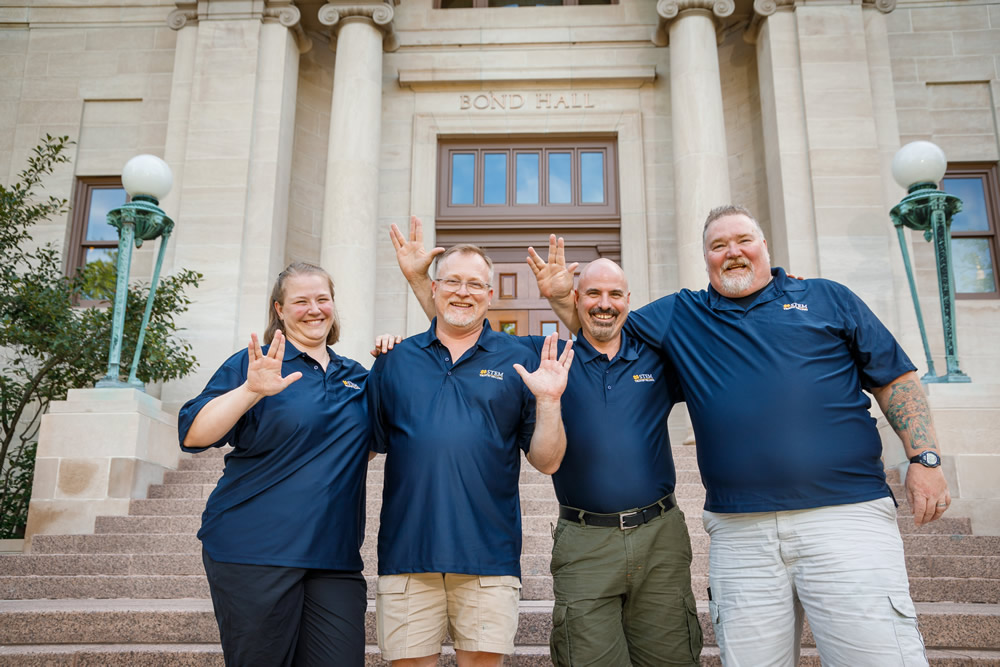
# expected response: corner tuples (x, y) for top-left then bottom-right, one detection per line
(3, 0), (1000, 531)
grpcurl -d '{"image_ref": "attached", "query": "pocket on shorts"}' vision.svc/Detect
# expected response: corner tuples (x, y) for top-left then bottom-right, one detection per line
(376, 574), (409, 595)
(708, 599), (726, 656)
(478, 575), (522, 590)
(684, 592), (704, 663)
(550, 601), (571, 667)
(888, 594), (927, 661)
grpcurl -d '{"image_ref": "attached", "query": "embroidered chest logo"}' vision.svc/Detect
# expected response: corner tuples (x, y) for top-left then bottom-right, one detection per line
(480, 369), (504, 381)
(342, 380), (361, 390)
(632, 373), (655, 383)
(783, 302), (808, 312)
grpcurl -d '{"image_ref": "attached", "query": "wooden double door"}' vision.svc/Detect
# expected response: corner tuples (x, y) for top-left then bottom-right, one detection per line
(486, 262), (575, 340)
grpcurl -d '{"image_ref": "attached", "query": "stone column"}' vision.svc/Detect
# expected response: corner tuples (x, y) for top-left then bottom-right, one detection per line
(319, 2), (397, 364)
(746, 0), (820, 276)
(792, 0), (900, 325)
(656, 0), (735, 290)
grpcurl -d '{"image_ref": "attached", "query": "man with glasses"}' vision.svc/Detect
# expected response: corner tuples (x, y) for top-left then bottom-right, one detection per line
(391, 219), (702, 666)
(368, 238), (575, 667)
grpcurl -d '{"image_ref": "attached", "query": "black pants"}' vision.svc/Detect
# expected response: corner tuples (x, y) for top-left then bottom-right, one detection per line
(202, 549), (367, 667)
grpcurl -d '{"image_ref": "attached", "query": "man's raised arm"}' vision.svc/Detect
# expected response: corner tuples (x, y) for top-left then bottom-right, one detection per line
(390, 215), (441, 321)
(527, 234), (580, 331)
(870, 371), (951, 527)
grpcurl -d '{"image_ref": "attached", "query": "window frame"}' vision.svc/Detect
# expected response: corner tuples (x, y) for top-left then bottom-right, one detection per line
(942, 162), (1000, 300)
(437, 138), (619, 223)
(66, 176), (126, 280)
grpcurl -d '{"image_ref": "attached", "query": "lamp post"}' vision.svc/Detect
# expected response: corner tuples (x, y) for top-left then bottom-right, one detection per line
(95, 154), (175, 391)
(889, 140), (970, 384)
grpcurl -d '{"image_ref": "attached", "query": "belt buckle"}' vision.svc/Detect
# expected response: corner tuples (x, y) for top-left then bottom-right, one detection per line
(619, 511), (638, 530)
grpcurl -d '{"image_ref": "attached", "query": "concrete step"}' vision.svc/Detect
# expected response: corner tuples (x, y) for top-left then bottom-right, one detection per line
(95, 516), (201, 534)
(31, 534), (201, 555)
(0, 553), (205, 576)
(129, 498), (206, 516)
(147, 484), (215, 500)
(162, 470), (222, 485)
(3, 643), (999, 666)
(3, 570), (998, 605)
(3, 644), (999, 667)
(1, 600), (997, 652)
(177, 457), (226, 472)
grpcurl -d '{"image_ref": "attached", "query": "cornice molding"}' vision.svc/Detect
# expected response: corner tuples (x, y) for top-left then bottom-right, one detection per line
(318, 1), (398, 52)
(653, 0), (736, 46)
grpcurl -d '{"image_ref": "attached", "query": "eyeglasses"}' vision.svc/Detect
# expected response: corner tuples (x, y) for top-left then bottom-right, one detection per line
(435, 278), (491, 295)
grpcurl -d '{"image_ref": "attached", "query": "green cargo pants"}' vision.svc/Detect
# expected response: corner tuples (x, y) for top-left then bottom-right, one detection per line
(549, 500), (702, 666)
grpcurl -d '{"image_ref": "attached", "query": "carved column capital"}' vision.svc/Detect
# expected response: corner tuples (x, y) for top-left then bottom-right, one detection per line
(319, 1), (398, 52)
(744, 0), (795, 43)
(863, 0), (897, 14)
(653, 0), (735, 46)
(264, 1), (312, 53)
(167, 1), (198, 30)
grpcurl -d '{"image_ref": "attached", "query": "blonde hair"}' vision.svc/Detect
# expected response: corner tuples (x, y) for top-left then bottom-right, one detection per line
(434, 243), (495, 283)
(263, 262), (340, 346)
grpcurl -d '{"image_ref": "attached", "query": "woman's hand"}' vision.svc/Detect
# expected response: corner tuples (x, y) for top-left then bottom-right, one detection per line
(246, 330), (302, 396)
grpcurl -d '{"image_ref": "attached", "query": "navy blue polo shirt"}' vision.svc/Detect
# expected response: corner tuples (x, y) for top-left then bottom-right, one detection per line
(178, 342), (370, 570)
(368, 320), (538, 577)
(521, 332), (683, 514)
(626, 267), (916, 513)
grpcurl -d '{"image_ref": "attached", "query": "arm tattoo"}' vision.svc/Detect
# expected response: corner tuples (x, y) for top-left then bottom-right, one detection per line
(884, 379), (936, 452)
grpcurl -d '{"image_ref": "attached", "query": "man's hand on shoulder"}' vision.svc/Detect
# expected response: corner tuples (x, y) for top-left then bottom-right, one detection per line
(371, 333), (403, 358)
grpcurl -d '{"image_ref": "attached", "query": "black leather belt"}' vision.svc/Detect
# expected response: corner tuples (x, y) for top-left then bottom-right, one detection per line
(559, 494), (676, 530)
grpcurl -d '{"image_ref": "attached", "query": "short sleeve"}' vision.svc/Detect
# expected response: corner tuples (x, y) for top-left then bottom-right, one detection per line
(839, 285), (916, 390)
(368, 354), (389, 454)
(177, 353), (247, 453)
(624, 294), (677, 354)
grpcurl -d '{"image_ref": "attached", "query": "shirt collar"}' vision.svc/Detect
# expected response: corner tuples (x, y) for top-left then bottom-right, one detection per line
(417, 317), (497, 352)
(280, 339), (339, 369)
(572, 329), (640, 363)
(708, 266), (803, 311)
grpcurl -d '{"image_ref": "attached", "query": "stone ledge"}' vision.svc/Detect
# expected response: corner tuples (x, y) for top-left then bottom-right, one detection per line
(398, 65), (656, 90)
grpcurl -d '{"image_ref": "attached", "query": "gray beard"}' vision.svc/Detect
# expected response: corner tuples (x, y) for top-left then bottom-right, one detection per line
(719, 267), (755, 296)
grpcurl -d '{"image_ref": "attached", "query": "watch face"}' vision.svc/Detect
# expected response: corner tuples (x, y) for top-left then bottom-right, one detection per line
(924, 451), (940, 466)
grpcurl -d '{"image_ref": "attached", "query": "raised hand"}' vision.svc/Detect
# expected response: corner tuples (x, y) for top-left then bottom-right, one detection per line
(527, 234), (578, 300)
(246, 330), (302, 396)
(390, 215), (444, 282)
(513, 333), (574, 403)
(371, 333), (403, 358)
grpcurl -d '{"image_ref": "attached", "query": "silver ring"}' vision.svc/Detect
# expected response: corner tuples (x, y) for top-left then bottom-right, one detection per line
(936, 502), (948, 508)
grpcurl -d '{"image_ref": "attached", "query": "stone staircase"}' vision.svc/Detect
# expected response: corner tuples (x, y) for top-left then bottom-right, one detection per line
(2, 443), (999, 665)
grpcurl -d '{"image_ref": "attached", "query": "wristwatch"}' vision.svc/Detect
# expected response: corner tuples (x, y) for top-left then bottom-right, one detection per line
(909, 451), (941, 468)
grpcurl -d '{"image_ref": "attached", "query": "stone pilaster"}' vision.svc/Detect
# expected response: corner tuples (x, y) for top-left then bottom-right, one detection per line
(160, 0), (307, 411)
(747, 0), (820, 276)
(656, 0), (733, 290)
(318, 2), (396, 364)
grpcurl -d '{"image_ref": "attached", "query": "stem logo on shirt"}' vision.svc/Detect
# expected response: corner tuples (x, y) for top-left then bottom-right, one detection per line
(783, 302), (808, 312)
(632, 373), (655, 383)
(342, 380), (361, 390)
(480, 369), (504, 381)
